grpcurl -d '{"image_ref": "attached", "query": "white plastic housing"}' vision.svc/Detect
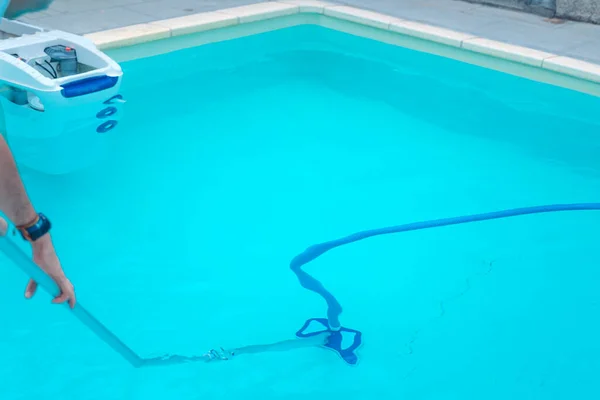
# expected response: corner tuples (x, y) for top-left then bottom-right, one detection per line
(0, 18), (124, 174)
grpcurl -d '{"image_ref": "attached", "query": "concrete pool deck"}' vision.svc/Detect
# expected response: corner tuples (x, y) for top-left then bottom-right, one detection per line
(18, 0), (600, 64)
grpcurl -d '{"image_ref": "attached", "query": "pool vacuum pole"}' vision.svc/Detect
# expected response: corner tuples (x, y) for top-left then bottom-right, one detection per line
(0, 224), (331, 368)
(3, 203), (600, 368)
(142, 333), (330, 366)
(0, 228), (144, 368)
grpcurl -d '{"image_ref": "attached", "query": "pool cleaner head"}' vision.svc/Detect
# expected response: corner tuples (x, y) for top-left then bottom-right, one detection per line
(297, 318), (363, 365)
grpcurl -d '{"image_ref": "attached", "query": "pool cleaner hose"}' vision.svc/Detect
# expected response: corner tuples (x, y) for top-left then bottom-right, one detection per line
(1, 203), (599, 367)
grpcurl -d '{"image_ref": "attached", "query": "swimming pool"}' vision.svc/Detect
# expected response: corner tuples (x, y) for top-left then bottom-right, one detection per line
(2, 18), (600, 399)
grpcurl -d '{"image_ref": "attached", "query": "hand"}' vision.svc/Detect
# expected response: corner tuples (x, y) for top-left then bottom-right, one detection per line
(5, 0), (54, 18)
(0, 216), (75, 307)
(26, 234), (76, 308)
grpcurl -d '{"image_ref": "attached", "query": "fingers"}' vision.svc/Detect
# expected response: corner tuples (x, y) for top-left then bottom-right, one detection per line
(26, 279), (76, 309)
(52, 292), (69, 305)
(51, 280), (76, 309)
(51, 292), (76, 309)
(67, 289), (76, 308)
(25, 279), (38, 299)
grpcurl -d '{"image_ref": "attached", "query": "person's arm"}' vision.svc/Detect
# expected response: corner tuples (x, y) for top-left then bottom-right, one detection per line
(0, 0), (74, 307)
(0, 136), (37, 226)
(0, 135), (75, 307)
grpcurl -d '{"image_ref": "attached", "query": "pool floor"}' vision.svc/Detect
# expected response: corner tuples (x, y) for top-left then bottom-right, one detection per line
(2, 25), (600, 399)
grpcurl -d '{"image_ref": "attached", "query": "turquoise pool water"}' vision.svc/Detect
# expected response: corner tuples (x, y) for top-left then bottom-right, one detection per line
(2, 24), (600, 399)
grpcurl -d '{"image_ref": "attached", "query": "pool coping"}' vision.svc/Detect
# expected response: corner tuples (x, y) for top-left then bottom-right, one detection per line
(83, 0), (600, 95)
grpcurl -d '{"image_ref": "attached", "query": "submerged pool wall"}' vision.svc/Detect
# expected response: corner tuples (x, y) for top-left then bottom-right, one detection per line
(83, 2), (600, 99)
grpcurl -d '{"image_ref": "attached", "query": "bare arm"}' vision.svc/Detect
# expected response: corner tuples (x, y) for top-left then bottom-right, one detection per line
(0, 135), (75, 307)
(0, 1), (74, 306)
(0, 135), (37, 226)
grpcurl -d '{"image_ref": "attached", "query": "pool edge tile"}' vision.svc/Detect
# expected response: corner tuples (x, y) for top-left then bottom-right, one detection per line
(389, 19), (475, 47)
(462, 37), (553, 67)
(85, 1), (600, 94)
(85, 23), (171, 50)
(217, 2), (299, 23)
(542, 56), (600, 84)
(324, 5), (399, 30)
(277, 0), (334, 14)
(151, 12), (239, 37)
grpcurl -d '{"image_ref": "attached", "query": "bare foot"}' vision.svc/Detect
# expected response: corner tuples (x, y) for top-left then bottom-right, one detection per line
(0, 216), (7, 237)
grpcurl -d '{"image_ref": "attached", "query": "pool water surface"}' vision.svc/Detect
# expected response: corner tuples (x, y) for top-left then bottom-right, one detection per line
(1, 24), (600, 399)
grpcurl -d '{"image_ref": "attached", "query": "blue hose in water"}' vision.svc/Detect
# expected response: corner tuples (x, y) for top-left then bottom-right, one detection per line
(290, 203), (600, 330)
(1, 203), (599, 367)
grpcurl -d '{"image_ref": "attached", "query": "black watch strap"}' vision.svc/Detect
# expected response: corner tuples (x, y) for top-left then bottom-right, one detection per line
(17, 213), (51, 242)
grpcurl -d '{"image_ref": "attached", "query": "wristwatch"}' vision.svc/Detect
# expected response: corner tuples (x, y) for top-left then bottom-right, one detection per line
(17, 213), (52, 242)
